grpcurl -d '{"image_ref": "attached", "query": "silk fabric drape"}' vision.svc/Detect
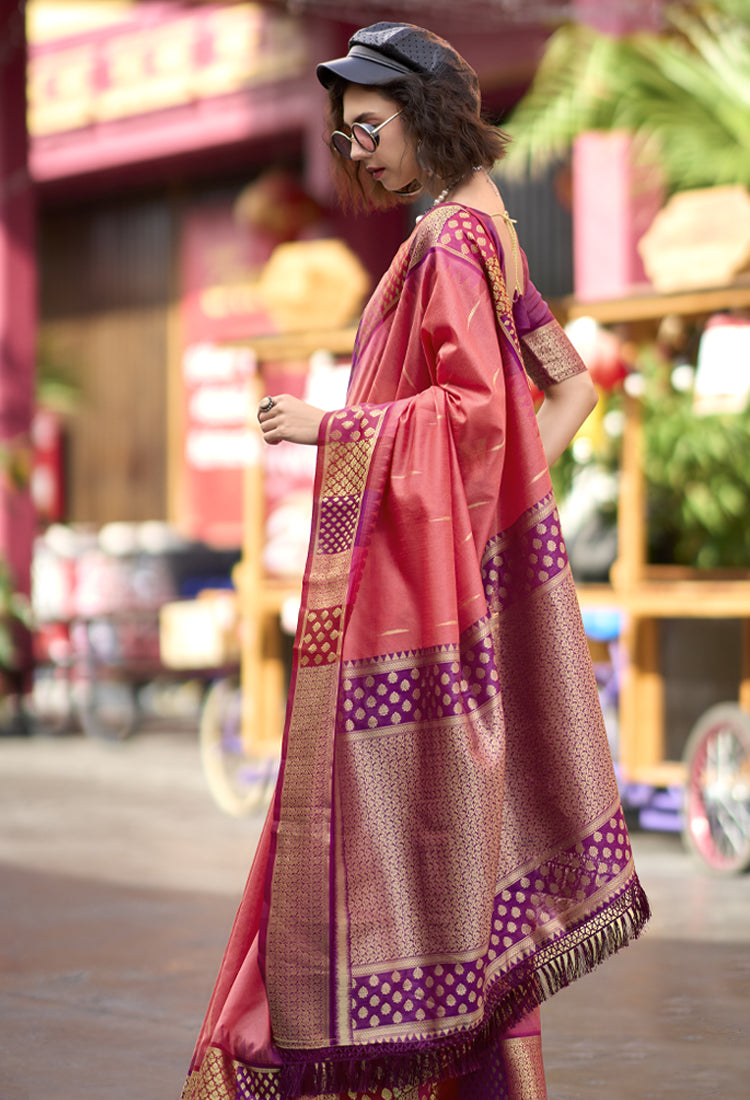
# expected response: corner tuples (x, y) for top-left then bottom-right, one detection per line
(182, 204), (649, 1100)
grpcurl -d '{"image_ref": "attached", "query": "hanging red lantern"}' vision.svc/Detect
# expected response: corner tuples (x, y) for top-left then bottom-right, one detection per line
(566, 317), (628, 392)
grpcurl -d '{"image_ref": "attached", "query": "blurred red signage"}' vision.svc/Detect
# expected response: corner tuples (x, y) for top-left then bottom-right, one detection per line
(28, 2), (308, 136)
(177, 197), (279, 546)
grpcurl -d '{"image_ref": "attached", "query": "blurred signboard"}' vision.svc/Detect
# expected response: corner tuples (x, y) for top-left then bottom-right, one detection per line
(28, 2), (307, 136)
(260, 353), (351, 578)
(176, 197), (279, 546)
(694, 314), (750, 417)
(638, 186), (750, 293)
(176, 189), (366, 550)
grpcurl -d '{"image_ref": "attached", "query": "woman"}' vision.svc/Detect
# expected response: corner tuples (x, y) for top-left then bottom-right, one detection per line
(181, 23), (650, 1100)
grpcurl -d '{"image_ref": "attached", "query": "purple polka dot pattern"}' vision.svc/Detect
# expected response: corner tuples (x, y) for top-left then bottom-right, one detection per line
(341, 635), (500, 733)
(341, 497), (567, 735)
(352, 958), (488, 1033)
(482, 495), (568, 617)
(319, 496), (359, 555)
(237, 1064), (277, 1099)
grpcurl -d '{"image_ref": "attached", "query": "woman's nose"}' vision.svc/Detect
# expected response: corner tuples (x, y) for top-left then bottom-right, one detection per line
(350, 141), (371, 162)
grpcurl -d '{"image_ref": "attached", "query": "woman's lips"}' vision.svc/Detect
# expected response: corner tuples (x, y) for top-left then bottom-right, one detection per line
(368, 167), (385, 181)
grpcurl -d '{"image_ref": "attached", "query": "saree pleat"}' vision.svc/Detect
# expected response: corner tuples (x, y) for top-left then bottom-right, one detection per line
(181, 204), (649, 1100)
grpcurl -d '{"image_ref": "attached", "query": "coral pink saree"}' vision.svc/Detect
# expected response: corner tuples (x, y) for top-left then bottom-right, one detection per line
(181, 204), (649, 1100)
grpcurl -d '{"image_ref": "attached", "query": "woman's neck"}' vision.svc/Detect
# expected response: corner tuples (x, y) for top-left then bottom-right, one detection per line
(437, 168), (507, 217)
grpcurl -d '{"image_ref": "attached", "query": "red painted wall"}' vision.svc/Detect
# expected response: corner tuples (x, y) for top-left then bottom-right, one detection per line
(0, 1), (36, 679)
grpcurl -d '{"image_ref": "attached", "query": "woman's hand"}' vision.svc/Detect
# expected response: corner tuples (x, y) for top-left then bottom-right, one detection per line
(257, 394), (325, 446)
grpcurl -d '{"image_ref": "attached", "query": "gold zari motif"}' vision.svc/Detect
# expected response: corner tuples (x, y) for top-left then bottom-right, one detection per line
(520, 319), (586, 389)
(181, 1049), (237, 1100)
(501, 1034), (547, 1100)
(265, 405), (388, 1048)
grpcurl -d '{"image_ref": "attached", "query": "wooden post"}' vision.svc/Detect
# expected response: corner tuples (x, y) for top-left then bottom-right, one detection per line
(613, 391), (647, 589)
(613, 384), (663, 781)
(740, 619), (750, 716)
(631, 617), (664, 775)
(571, 0), (669, 781)
(238, 371), (291, 755)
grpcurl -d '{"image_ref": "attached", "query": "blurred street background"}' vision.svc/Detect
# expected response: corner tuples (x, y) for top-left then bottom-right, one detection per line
(1, 725), (750, 1100)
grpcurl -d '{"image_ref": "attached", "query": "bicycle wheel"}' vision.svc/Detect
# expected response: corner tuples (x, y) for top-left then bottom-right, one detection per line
(682, 703), (750, 875)
(27, 666), (78, 737)
(199, 675), (279, 817)
(75, 677), (139, 741)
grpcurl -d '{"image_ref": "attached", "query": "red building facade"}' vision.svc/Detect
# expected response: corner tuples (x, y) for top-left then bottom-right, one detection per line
(22, 1), (553, 542)
(0, 0), (663, 652)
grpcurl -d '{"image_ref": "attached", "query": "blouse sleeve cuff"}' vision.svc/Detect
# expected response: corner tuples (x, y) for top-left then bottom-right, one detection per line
(520, 318), (588, 390)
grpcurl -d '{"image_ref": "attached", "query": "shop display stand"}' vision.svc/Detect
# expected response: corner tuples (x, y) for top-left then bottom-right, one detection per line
(563, 282), (750, 872)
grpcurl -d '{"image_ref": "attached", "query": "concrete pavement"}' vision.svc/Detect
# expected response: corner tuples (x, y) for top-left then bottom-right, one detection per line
(1, 727), (749, 1099)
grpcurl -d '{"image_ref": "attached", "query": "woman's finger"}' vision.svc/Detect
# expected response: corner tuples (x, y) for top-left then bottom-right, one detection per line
(257, 394), (277, 422)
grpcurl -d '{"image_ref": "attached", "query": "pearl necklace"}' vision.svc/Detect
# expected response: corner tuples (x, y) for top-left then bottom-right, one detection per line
(432, 181), (454, 205)
(416, 166), (484, 223)
(434, 165), (484, 206)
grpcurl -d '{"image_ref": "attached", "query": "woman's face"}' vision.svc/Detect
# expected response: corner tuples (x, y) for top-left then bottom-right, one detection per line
(341, 86), (421, 194)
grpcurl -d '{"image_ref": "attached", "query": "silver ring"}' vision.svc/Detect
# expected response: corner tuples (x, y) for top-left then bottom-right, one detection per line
(259, 396), (275, 412)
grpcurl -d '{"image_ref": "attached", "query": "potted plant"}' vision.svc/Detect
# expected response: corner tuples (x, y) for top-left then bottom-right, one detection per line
(0, 556), (33, 735)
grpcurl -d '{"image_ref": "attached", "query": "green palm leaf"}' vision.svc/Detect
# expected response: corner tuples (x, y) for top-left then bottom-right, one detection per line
(502, 1), (750, 191)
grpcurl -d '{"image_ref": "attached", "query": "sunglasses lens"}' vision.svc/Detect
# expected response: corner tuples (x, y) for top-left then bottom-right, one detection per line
(352, 124), (377, 153)
(331, 132), (353, 158)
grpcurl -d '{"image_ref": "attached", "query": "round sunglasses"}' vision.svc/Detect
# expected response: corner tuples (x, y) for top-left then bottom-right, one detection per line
(331, 110), (402, 160)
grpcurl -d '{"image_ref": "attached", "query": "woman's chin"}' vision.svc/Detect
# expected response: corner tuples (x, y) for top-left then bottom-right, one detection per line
(391, 179), (425, 198)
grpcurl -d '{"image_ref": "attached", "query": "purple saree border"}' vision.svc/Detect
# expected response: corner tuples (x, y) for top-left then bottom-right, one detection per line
(347, 805), (638, 1036)
(274, 869), (649, 1099)
(259, 402), (398, 988)
(268, 493), (651, 1098)
(338, 491), (566, 740)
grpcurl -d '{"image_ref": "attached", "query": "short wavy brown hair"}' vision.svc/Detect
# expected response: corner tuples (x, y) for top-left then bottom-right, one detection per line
(324, 73), (510, 211)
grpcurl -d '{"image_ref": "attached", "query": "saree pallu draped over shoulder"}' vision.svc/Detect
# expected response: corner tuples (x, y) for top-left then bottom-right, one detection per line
(181, 205), (650, 1100)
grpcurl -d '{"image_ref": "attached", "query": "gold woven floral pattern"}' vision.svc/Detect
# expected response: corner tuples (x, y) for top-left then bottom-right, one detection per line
(500, 1034), (547, 1099)
(265, 401), (388, 1048)
(181, 1048), (236, 1100)
(521, 319), (586, 389)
